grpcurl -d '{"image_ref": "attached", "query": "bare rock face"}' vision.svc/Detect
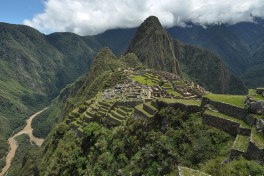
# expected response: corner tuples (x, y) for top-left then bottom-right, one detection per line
(248, 100), (264, 115)
(256, 88), (264, 95)
(126, 16), (181, 75)
(256, 119), (264, 134)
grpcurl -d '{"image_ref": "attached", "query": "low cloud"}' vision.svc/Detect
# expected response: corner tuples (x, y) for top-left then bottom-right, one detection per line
(24, 0), (264, 35)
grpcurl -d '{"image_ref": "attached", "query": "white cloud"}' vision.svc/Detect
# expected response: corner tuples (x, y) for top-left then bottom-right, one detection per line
(24, 0), (264, 35)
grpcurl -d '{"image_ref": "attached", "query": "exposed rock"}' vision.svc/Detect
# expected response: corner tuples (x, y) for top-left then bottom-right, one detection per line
(244, 95), (254, 107)
(126, 16), (181, 75)
(256, 88), (264, 95)
(248, 101), (264, 115)
(256, 119), (264, 133)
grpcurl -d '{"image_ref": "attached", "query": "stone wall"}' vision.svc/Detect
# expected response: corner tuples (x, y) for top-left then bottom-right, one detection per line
(151, 101), (158, 108)
(245, 141), (264, 164)
(143, 104), (156, 115)
(157, 100), (201, 113)
(202, 97), (248, 121)
(245, 114), (257, 126)
(116, 100), (143, 107)
(229, 148), (245, 160)
(134, 108), (148, 118)
(202, 114), (240, 136)
(238, 127), (251, 136)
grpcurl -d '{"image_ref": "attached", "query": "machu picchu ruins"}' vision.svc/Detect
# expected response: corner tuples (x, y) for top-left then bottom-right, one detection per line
(65, 68), (264, 168)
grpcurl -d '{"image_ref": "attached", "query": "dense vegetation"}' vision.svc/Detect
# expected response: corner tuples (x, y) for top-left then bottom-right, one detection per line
(1, 16), (264, 175)
(17, 107), (232, 175)
(0, 23), (100, 158)
(31, 101), (62, 138)
(16, 107), (264, 175)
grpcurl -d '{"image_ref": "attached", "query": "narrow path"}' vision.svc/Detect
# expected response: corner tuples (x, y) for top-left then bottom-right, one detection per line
(0, 107), (48, 176)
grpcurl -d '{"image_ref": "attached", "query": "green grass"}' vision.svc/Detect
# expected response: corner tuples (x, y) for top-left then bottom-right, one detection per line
(204, 93), (245, 108)
(233, 135), (249, 152)
(166, 90), (182, 97)
(204, 110), (250, 128)
(145, 102), (157, 111)
(132, 75), (156, 86)
(178, 166), (209, 176)
(107, 114), (122, 123)
(173, 80), (186, 86)
(135, 104), (153, 118)
(159, 98), (201, 106)
(162, 82), (172, 88)
(248, 89), (264, 101)
(252, 128), (264, 149)
(252, 114), (264, 119)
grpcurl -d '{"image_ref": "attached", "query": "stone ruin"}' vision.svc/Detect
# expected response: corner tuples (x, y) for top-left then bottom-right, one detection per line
(256, 88), (264, 97)
(245, 96), (264, 115)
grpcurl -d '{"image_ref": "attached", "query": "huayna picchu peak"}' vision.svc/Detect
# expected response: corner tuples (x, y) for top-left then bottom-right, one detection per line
(0, 13), (264, 176)
(126, 16), (181, 75)
(127, 16), (246, 95)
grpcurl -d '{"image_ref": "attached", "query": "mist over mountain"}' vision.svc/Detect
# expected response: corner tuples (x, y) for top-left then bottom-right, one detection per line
(0, 14), (264, 176)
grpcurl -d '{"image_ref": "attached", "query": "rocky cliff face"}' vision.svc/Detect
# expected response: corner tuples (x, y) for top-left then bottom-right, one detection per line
(126, 16), (181, 75)
(126, 16), (247, 94)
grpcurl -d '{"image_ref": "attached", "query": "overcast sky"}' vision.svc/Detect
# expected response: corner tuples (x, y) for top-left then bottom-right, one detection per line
(3, 0), (264, 35)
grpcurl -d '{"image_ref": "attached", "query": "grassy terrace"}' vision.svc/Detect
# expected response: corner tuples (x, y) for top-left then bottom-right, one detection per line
(159, 98), (201, 106)
(204, 110), (250, 128)
(233, 135), (250, 152)
(162, 82), (172, 88)
(252, 114), (264, 119)
(204, 93), (245, 108)
(108, 114), (122, 123)
(166, 90), (182, 97)
(252, 128), (264, 149)
(178, 166), (209, 176)
(135, 104), (153, 118)
(248, 89), (264, 101)
(145, 102), (157, 111)
(173, 80), (186, 86)
(132, 75), (157, 86)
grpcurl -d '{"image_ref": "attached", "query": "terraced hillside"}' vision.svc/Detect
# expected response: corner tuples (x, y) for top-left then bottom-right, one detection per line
(202, 92), (264, 163)
(65, 68), (205, 136)
(7, 47), (264, 175)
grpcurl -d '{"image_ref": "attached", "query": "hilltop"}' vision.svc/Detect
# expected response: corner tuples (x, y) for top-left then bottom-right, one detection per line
(0, 16), (263, 175)
(8, 47), (263, 176)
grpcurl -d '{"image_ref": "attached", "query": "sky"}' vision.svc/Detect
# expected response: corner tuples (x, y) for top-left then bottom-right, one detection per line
(1, 0), (264, 35)
(0, 0), (44, 24)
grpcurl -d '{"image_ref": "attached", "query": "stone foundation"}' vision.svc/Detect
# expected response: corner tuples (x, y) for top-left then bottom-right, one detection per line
(116, 100), (143, 107)
(143, 104), (156, 115)
(202, 97), (247, 121)
(238, 127), (251, 136)
(202, 114), (240, 136)
(229, 148), (245, 160)
(157, 100), (201, 113)
(245, 141), (264, 164)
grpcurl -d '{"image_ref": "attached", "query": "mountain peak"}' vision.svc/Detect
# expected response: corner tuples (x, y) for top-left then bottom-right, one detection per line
(142, 16), (162, 27)
(126, 16), (181, 75)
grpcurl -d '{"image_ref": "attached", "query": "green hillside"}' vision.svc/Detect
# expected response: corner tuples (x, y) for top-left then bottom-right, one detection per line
(0, 23), (98, 158)
(10, 47), (263, 175)
(0, 16), (263, 175)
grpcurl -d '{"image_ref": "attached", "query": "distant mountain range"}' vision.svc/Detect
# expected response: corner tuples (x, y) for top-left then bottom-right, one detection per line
(96, 20), (264, 88)
(9, 20), (264, 175)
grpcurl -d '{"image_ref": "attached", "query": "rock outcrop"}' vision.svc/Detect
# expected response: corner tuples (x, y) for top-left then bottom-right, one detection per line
(126, 16), (181, 75)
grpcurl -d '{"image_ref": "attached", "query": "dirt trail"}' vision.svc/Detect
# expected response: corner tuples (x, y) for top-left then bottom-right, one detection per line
(0, 107), (48, 176)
